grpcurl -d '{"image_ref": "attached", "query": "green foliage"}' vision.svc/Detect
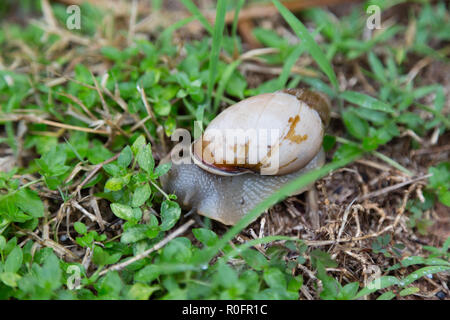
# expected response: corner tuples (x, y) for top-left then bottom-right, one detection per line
(428, 162), (450, 206)
(405, 193), (435, 235)
(272, 0), (338, 89)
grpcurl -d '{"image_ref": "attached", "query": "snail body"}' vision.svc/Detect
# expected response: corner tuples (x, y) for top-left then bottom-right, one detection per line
(160, 89), (330, 225)
(160, 148), (324, 225)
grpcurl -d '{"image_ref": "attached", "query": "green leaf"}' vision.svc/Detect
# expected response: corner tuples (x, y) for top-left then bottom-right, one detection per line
(215, 262), (238, 289)
(131, 135), (146, 156)
(272, 0), (338, 89)
(438, 190), (450, 206)
(354, 108), (388, 125)
(118, 146), (133, 168)
(5, 246), (23, 273)
(0, 196), (31, 223)
(401, 266), (450, 287)
(134, 264), (161, 283)
(0, 235), (6, 251)
(87, 140), (114, 164)
(105, 175), (131, 191)
(127, 283), (159, 300)
(111, 203), (140, 221)
(428, 162), (450, 206)
(264, 268), (286, 289)
(341, 91), (394, 113)
(154, 162), (172, 178)
(76, 231), (95, 247)
(139, 71), (159, 88)
(323, 135), (336, 152)
(74, 222), (87, 235)
(342, 110), (369, 140)
(377, 291), (396, 300)
(368, 51), (387, 83)
(310, 249), (338, 268)
(15, 188), (44, 218)
(355, 276), (400, 299)
(161, 237), (192, 263)
(0, 272), (21, 287)
(287, 275), (303, 293)
(97, 271), (123, 299)
(105, 177), (123, 191)
(154, 100), (171, 116)
(160, 200), (181, 231)
(93, 246), (109, 266)
(241, 249), (269, 271)
(429, 162), (450, 189)
(121, 224), (153, 244)
(103, 163), (121, 177)
(101, 46), (122, 61)
(399, 287), (420, 297)
(137, 144), (155, 174)
(132, 183), (151, 207)
(192, 228), (218, 247)
(225, 72), (247, 99)
(164, 117), (177, 137)
(339, 282), (359, 299)
(443, 236), (450, 253)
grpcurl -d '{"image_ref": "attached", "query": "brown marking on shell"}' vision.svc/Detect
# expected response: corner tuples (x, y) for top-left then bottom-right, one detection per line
(278, 157), (298, 170)
(283, 88), (331, 126)
(285, 115), (308, 144)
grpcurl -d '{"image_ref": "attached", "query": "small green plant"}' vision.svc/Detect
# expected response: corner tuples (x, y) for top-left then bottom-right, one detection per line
(428, 162), (450, 206)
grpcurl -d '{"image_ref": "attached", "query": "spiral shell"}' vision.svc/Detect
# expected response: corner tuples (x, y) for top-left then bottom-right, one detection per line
(192, 89), (330, 176)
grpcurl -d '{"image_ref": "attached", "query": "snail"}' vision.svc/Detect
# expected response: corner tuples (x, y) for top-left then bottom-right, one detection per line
(160, 88), (331, 225)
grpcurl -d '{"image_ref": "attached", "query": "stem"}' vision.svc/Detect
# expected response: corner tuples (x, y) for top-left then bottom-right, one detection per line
(150, 180), (170, 201)
(372, 151), (413, 176)
(20, 177), (44, 190)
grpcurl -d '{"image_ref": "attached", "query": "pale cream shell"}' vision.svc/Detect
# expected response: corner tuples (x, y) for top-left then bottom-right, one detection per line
(193, 91), (324, 176)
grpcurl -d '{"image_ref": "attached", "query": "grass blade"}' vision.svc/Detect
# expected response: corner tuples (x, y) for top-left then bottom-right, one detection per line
(213, 59), (242, 112)
(231, 0), (245, 41)
(372, 150), (413, 176)
(272, 0), (338, 90)
(277, 44), (306, 88)
(179, 0), (213, 35)
(207, 0), (227, 108)
(159, 16), (196, 41)
(341, 90), (395, 113)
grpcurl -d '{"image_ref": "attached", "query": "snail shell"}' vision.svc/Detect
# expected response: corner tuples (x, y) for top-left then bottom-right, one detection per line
(160, 88), (331, 225)
(193, 89), (330, 176)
